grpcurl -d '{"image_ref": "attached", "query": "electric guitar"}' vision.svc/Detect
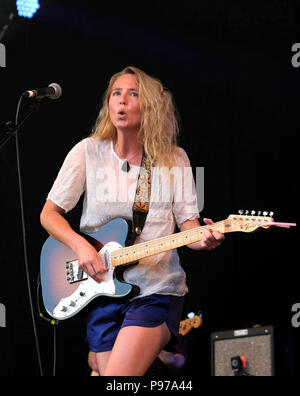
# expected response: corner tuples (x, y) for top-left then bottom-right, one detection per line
(40, 212), (295, 320)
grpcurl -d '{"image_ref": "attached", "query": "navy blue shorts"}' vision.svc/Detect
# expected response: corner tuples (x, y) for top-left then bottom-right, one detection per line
(86, 294), (184, 353)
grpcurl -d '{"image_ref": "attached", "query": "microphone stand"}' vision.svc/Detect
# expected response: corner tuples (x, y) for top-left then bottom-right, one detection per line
(0, 97), (41, 151)
(1, 94), (44, 376)
(0, 12), (16, 42)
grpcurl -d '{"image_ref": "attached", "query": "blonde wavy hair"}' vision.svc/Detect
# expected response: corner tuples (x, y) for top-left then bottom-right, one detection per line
(91, 66), (180, 167)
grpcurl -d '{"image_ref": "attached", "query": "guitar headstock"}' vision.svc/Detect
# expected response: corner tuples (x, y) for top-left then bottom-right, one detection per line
(179, 313), (203, 336)
(226, 210), (274, 233)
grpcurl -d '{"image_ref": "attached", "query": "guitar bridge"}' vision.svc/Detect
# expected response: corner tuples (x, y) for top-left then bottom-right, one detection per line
(65, 260), (88, 284)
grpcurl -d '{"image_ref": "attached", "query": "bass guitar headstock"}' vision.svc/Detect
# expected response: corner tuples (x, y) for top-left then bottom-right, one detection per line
(179, 312), (203, 336)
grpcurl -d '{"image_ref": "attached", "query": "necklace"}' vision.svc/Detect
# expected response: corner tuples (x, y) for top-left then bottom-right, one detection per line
(122, 160), (130, 173)
(114, 143), (142, 172)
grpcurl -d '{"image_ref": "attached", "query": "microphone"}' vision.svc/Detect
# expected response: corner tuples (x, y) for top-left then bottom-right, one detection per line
(23, 83), (62, 100)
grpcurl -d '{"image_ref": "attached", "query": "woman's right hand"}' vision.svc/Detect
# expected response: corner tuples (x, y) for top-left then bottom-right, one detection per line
(40, 200), (108, 283)
(75, 239), (108, 283)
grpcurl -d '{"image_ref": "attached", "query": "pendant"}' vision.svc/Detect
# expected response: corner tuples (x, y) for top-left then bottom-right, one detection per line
(122, 160), (130, 172)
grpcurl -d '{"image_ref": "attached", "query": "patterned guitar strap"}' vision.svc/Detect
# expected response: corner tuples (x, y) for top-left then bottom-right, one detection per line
(132, 149), (152, 240)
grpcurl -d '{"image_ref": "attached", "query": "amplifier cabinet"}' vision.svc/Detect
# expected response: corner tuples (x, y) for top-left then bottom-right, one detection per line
(211, 326), (275, 376)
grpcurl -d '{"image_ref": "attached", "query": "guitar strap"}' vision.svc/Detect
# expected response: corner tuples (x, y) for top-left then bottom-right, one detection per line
(132, 149), (152, 239)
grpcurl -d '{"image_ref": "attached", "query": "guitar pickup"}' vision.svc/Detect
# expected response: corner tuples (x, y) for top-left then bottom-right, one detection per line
(65, 260), (88, 284)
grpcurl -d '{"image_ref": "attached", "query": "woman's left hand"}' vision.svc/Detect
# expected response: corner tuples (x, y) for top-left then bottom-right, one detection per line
(180, 217), (225, 251)
(200, 218), (225, 251)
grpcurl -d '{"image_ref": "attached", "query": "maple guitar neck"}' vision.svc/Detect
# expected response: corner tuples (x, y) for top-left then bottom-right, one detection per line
(111, 221), (226, 267)
(110, 214), (282, 268)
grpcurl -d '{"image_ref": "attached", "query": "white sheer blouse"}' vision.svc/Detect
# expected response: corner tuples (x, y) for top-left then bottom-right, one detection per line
(47, 137), (200, 298)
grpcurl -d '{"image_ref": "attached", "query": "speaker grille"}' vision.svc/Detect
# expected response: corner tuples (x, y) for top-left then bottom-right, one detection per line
(211, 326), (274, 376)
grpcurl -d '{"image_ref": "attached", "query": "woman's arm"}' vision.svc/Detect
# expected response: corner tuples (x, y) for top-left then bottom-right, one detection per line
(179, 217), (224, 251)
(40, 200), (107, 282)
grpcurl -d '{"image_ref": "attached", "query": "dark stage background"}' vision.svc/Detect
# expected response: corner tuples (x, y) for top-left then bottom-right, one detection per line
(0, 0), (299, 377)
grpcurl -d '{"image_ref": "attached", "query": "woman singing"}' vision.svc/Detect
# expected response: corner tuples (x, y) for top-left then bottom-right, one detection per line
(40, 66), (223, 376)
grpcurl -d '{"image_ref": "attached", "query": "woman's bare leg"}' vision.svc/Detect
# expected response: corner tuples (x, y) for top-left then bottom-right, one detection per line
(88, 351), (99, 375)
(95, 351), (112, 375)
(102, 322), (171, 376)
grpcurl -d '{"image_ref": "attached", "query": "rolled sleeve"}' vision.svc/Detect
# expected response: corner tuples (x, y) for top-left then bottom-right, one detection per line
(47, 139), (86, 213)
(172, 148), (200, 227)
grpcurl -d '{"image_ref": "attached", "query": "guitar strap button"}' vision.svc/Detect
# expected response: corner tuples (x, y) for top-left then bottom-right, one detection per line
(135, 227), (142, 235)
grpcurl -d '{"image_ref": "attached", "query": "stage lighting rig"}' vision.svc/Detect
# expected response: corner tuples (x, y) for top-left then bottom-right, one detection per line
(16, 0), (40, 19)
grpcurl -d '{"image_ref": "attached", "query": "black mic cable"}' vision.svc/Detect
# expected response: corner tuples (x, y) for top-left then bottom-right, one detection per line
(14, 94), (45, 376)
(3, 86), (62, 376)
(37, 274), (59, 376)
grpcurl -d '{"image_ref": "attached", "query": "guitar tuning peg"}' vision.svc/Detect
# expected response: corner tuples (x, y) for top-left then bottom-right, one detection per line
(238, 210), (244, 215)
(263, 211), (268, 216)
(245, 210), (249, 215)
(269, 211), (274, 217)
(251, 210), (256, 216)
(258, 211), (262, 216)
(187, 312), (195, 319)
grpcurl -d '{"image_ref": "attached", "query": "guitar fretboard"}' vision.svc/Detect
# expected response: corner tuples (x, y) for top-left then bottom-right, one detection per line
(110, 221), (227, 267)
